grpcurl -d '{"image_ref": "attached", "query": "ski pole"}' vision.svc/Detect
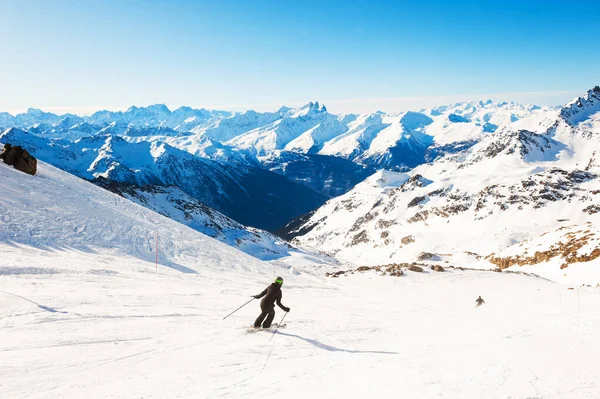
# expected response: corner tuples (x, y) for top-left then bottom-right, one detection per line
(223, 297), (255, 320)
(270, 312), (288, 340)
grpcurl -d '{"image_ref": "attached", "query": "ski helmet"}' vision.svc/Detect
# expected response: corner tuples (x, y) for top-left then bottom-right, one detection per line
(275, 276), (284, 285)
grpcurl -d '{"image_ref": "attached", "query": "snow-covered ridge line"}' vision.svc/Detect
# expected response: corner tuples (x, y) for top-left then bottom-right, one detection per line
(560, 86), (600, 126)
(0, 95), (561, 173)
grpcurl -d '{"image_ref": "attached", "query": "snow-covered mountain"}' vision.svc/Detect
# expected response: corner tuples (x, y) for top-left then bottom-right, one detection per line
(1, 105), (231, 137)
(3, 98), (556, 174)
(0, 92), (577, 248)
(281, 88), (600, 284)
(0, 128), (327, 231)
(227, 102), (332, 156)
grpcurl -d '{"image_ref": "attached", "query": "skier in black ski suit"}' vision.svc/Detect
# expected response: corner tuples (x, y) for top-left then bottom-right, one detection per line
(475, 296), (485, 306)
(253, 276), (290, 328)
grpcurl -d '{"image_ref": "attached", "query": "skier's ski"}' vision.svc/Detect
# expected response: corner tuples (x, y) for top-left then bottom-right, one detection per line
(246, 323), (287, 333)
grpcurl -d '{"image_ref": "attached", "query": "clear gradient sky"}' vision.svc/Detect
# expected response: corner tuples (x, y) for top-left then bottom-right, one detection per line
(1, 0), (598, 115)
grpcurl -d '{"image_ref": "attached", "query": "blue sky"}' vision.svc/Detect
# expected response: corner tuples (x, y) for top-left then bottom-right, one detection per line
(1, 0), (598, 114)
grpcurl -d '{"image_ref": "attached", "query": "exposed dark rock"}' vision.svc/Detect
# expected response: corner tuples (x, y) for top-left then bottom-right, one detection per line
(400, 174), (432, 191)
(325, 270), (347, 278)
(350, 230), (369, 246)
(583, 205), (600, 215)
(427, 188), (445, 197)
(376, 219), (396, 229)
(408, 195), (427, 208)
(400, 235), (415, 245)
(349, 211), (378, 232)
(417, 252), (436, 261)
(486, 231), (599, 270)
(1, 143), (37, 175)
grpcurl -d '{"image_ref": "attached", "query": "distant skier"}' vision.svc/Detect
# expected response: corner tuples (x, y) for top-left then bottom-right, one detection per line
(475, 296), (485, 307)
(252, 276), (290, 329)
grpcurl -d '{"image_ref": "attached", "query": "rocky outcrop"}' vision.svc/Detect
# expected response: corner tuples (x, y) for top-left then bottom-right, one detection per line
(583, 205), (600, 215)
(486, 230), (600, 270)
(417, 252), (436, 261)
(1, 144), (37, 175)
(400, 235), (415, 245)
(326, 262), (430, 278)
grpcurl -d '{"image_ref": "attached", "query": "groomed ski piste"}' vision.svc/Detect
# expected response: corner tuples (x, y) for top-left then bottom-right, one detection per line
(2, 161), (600, 398)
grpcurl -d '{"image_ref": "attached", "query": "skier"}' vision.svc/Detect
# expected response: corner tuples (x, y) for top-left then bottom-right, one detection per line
(252, 276), (290, 329)
(475, 296), (485, 307)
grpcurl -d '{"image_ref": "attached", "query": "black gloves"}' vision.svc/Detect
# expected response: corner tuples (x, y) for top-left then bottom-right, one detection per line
(251, 295), (259, 299)
(283, 307), (290, 312)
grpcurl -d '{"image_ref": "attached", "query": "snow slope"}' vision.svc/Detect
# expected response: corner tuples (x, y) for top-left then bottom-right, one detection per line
(0, 160), (270, 274)
(2, 160), (600, 398)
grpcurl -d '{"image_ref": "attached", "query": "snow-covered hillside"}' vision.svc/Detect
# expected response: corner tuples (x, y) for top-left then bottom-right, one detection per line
(284, 88), (600, 284)
(3, 159), (600, 398)
(0, 128), (327, 231)
(92, 177), (323, 262)
(0, 159), (271, 274)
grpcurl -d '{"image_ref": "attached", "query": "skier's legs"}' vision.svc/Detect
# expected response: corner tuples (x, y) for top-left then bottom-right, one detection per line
(254, 311), (268, 328)
(263, 309), (276, 328)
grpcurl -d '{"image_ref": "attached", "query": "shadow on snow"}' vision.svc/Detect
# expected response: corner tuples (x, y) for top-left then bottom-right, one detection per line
(273, 331), (398, 355)
(0, 289), (69, 314)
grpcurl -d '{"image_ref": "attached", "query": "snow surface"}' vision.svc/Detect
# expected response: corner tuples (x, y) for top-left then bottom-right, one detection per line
(2, 161), (600, 398)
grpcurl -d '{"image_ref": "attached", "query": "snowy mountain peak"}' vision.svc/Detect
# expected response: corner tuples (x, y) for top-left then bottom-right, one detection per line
(467, 129), (564, 164)
(560, 86), (600, 126)
(145, 103), (171, 114)
(292, 101), (327, 117)
(26, 107), (45, 116)
(55, 115), (83, 129)
(400, 111), (433, 130)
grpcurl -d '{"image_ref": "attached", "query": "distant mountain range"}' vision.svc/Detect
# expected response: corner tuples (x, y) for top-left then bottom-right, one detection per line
(2, 87), (598, 279)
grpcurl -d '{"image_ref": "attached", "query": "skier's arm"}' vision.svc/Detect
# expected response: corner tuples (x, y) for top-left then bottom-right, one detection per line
(253, 288), (268, 299)
(276, 291), (290, 312)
